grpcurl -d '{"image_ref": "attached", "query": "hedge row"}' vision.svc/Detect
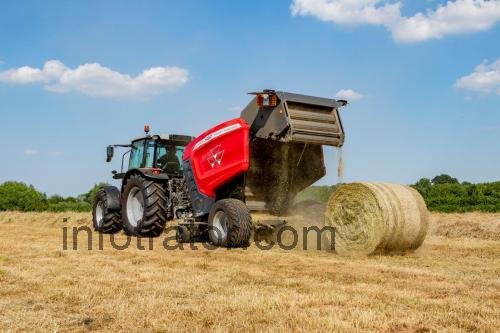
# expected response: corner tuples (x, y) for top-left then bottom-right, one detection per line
(413, 180), (500, 213)
(0, 181), (106, 212)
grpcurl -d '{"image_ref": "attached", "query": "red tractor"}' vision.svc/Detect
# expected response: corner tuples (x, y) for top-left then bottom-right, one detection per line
(93, 90), (346, 247)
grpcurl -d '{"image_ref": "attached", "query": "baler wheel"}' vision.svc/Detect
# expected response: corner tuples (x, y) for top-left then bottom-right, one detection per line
(92, 189), (122, 234)
(208, 199), (252, 248)
(121, 174), (167, 237)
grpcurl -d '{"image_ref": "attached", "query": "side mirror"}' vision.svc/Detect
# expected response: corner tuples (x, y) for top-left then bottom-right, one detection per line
(106, 146), (114, 162)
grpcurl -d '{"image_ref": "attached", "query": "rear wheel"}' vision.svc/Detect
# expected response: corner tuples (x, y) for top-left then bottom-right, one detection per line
(121, 174), (167, 237)
(208, 199), (252, 248)
(92, 190), (122, 233)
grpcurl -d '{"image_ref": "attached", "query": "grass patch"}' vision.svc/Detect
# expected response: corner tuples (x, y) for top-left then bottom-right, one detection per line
(0, 255), (12, 263)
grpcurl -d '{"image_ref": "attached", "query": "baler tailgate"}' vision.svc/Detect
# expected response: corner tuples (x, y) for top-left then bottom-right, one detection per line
(286, 101), (343, 146)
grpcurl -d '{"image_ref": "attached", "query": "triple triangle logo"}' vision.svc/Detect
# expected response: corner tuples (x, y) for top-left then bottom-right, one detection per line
(207, 144), (224, 168)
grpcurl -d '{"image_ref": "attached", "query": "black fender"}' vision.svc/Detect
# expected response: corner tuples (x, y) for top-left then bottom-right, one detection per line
(102, 186), (121, 211)
(122, 168), (170, 184)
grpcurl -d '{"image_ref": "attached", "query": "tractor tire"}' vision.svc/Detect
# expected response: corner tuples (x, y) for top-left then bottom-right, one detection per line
(92, 189), (122, 234)
(121, 174), (167, 237)
(208, 199), (252, 248)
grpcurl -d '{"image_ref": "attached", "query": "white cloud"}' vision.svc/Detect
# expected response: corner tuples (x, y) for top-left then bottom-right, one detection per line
(454, 59), (500, 95)
(335, 89), (364, 100)
(0, 60), (189, 99)
(291, 0), (500, 43)
(0, 60), (64, 84)
(291, 0), (401, 26)
(24, 149), (38, 155)
(392, 0), (500, 42)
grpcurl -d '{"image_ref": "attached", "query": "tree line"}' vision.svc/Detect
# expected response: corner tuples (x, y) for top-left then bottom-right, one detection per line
(412, 175), (500, 213)
(0, 174), (499, 212)
(0, 181), (108, 212)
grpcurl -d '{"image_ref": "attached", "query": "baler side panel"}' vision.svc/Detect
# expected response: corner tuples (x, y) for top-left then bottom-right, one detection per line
(183, 118), (250, 198)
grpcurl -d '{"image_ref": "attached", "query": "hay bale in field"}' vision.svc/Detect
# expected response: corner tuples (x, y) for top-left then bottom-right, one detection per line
(325, 182), (429, 256)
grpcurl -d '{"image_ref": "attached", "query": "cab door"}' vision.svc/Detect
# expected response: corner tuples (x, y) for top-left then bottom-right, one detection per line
(145, 140), (156, 168)
(129, 139), (146, 169)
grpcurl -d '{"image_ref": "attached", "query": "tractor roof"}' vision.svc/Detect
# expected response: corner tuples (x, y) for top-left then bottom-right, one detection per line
(132, 134), (194, 146)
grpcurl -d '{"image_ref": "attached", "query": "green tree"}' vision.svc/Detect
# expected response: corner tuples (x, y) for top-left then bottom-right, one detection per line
(432, 174), (459, 185)
(0, 181), (48, 211)
(84, 182), (110, 204)
(412, 178), (432, 196)
(415, 178), (432, 188)
(47, 194), (64, 205)
(48, 201), (92, 212)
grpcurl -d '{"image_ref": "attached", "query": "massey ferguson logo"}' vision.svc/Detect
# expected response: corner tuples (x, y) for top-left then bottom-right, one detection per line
(207, 145), (224, 168)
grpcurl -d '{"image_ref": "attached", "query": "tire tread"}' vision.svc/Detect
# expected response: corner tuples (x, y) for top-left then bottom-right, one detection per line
(122, 174), (167, 237)
(92, 189), (122, 234)
(209, 199), (252, 248)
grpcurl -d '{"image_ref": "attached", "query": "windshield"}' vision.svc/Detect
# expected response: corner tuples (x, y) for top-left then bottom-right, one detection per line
(156, 144), (185, 174)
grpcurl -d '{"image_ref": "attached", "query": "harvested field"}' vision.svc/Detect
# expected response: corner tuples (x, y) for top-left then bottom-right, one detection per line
(431, 212), (500, 241)
(0, 212), (499, 332)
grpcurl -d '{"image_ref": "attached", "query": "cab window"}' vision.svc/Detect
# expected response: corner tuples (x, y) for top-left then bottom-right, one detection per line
(156, 144), (185, 174)
(129, 140), (145, 169)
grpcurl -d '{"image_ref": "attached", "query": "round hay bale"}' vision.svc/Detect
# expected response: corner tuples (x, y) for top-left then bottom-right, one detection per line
(324, 182), (429, 256)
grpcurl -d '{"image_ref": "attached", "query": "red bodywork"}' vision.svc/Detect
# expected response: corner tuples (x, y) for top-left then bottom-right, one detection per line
(183, 118), (250, 198)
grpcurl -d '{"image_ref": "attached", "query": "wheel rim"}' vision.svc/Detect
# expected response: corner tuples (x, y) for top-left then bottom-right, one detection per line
(95, 201), (104, 228)
(126, 187), (144, 228)
(210, 210), (228, 242)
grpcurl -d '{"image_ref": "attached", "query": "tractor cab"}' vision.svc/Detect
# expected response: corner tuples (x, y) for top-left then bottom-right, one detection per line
(129, 137), (185, 174)
(106, 126), (193, 179)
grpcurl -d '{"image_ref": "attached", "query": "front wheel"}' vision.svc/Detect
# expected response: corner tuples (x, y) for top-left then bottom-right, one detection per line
(92, 189), (122, 234)
(121, 174), (168, 237)
(208, 199), (252, 248)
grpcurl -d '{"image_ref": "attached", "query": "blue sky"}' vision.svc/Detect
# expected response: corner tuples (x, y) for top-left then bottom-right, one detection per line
(0, 0), (499, 196)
